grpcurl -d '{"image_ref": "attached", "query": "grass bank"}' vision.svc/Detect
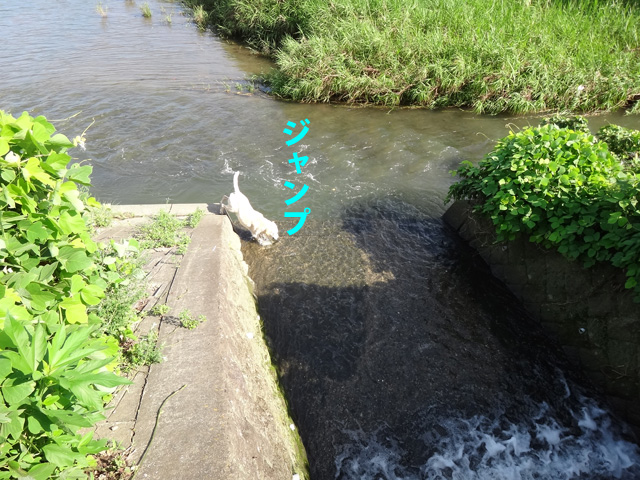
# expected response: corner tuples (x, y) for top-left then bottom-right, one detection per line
(183, 0), (640, 114)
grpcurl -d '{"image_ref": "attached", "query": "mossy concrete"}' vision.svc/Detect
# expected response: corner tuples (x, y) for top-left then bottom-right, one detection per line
(94, 204), (308, 479)
(444, 200), (640, 430)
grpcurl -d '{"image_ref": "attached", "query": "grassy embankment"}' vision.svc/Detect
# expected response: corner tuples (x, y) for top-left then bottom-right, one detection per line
(183, 0), (640, 114)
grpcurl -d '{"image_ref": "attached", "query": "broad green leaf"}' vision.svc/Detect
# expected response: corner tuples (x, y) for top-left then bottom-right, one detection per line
(3, 316), (32, 373)
(0, 409), (24, 440)
(29, 323), (47, 373)
(25, 463), (57, 480)
(23, 157), (55, 187)
(61, 187), (84, 212)
(31, 119), (52, 143)
(0, 359), (12, 380)
(80, 284), (104, 306)
(33, 115), (55, 136)
(61, 301), (88, 324)
(43, 408), (96, 428)
(27, 414), (44, 434)
(42, 444), (85, 468)
(0, 139), (9, 156)
(1, 169), (15, 183)
(47, 133), (74, 149)
(69, 275), (85, 294)
(42, 395), (60, 406)
(66, 165), (92, 186)
(43, 152), (70, 174)
(57, 246), (92, 273)
(2, 376), (35, 405)
(25, 221), (51, 244)
(68, 382), (102, 410)
(58, 211), (85, 235)
(0, 351), (31, 376)
(36, 262), (58, 283)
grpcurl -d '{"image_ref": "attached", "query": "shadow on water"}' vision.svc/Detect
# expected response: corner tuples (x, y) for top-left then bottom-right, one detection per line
(242, 197), (639, 479)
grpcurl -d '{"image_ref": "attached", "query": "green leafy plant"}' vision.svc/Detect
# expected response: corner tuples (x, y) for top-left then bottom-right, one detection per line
(178, 310), (206, 330)
(140, 2), (152, 18)
(192, 4), (208, 30)
(597, 124), (640, 167)
(0, 110), (132, 477)
(186, 208), (204, 228)
(123, 331), (162, 370)
(96, 2), (108, 17)
(149, 304), (169, 317)
(539, 114), (590, 134)
(448, 122), (640, 295)
(93, 239), (146, 341)
(137, 210), (191, 254)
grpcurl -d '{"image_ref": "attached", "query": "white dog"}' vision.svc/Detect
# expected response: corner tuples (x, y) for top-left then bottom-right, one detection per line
(223, 172), (279, 246)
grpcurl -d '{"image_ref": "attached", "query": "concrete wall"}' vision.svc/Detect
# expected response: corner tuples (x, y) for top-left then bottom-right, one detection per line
(444, 200), (640, 429)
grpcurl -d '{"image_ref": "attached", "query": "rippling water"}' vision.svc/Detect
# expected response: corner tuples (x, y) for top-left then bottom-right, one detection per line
(3, 1), (640, 478)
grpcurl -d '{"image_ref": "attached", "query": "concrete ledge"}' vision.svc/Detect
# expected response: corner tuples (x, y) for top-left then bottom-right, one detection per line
(108, 203), (215, 217)
(95, 207), (308, 479)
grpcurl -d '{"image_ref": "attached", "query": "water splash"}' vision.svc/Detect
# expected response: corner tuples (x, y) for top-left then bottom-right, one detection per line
(335, 397), (640, 480)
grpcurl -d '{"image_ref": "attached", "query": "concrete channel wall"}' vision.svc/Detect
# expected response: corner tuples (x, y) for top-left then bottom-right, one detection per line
(443, 200), (640, 430)
(96, 205), (308, 479)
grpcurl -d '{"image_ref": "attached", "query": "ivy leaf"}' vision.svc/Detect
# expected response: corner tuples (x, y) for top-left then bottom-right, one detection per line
(58, 211), (86, 235)
(60, 298), (88, 324)
(25, 221), (51, 244)
(66, 165), (92, 186)
(80, 284), (104, 306)
(47, 133), (74, 150)
(57, 246), (92, 273)
(43, 152), (70, 175)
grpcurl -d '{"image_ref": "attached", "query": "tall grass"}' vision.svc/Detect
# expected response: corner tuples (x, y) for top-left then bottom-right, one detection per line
(182, 0), (640, 114)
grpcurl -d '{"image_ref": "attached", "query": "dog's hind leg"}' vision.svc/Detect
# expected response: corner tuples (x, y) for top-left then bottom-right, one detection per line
(220, 195), (233, 217)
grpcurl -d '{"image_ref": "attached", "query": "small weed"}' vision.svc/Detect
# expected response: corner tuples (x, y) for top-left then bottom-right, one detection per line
(223, 82), (230, 93)
(165, 13), (172, 24)
(124, 331), (163, 370)
(247, 82), (255, 93)
(179, 310), (206, 330)
(138, 210), (191, 253)
(187, 207), (204, 228)
(95, 239), (147, 340)
(193, 4), (208, 29)
(88, 447), (133, 480)
(85, 203), (114, 232)
(235, 82), (243, 92)
(149, 303), (170, 316)
(140, 2), (152, 18)
(96, 2), (108, 17)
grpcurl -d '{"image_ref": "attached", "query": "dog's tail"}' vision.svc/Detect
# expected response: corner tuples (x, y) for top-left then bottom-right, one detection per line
(233, 171), (240, 194)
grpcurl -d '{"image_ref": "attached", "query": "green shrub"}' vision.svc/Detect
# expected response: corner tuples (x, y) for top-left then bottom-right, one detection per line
(447, 123), (640, 294)
(597, 124), (640, 167)
(0, 111), (130, 477)
(539, 114), (590, 134)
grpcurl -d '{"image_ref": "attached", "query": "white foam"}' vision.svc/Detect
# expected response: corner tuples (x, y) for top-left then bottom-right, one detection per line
(335, 397), (640, 480)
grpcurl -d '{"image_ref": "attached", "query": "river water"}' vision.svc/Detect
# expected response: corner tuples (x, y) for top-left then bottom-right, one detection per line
(2, 1), (640, 478)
